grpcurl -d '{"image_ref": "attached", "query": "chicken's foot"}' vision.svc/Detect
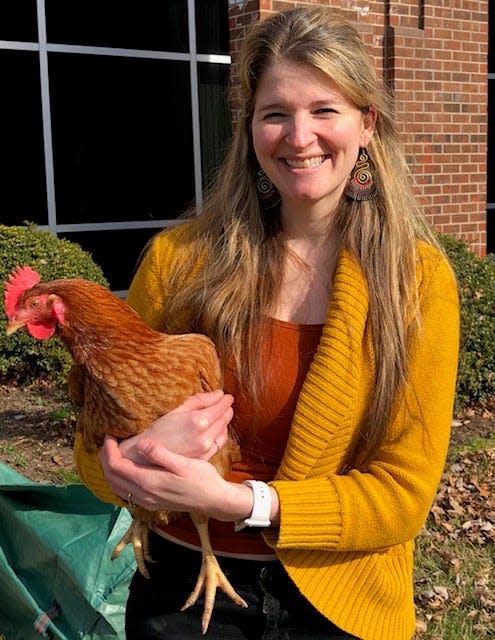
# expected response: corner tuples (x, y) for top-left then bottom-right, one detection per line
(181, 512), (248, 634)
(111, 516), (154, 579)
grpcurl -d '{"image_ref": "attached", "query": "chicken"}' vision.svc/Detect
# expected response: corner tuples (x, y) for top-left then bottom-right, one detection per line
(3, 265), (247, 633)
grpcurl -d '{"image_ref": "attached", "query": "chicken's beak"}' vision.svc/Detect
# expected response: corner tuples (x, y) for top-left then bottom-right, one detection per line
(5, 319), (24, 335)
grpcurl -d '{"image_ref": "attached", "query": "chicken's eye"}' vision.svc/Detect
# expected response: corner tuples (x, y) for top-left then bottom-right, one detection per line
(29, 298), (41, 310)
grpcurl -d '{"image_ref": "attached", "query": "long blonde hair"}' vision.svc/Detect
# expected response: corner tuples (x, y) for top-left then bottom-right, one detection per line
(161, 6), (443, 471)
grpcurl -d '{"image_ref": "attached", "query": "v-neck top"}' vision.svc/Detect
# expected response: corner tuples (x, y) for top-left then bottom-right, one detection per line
(155, 317), (323, 557)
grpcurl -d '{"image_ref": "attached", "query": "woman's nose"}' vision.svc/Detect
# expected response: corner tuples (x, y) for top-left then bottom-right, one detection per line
(285, 114), (317, 149)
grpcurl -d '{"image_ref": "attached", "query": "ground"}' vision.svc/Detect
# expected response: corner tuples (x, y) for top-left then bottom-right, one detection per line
(0, 382), (78, 484)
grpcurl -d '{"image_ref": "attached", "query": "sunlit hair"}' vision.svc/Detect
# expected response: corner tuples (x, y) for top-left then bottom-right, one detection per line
(155, 6), (447, 472)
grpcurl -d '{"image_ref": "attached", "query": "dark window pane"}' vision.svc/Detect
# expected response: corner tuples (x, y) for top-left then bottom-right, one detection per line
(49, 53), (194, 224)
(59, 228), (158, 292)
(0, 50), (47, 225)
(195, 0), (229, 54)
(198, 62), (232, 186)
(0, 2), (38, 42)
(45, 0), (188, 52)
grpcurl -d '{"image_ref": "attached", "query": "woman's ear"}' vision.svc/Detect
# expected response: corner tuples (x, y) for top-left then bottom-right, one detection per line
(360, 106), (377, 148)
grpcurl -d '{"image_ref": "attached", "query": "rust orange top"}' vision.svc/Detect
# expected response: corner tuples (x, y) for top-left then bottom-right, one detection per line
(156, 317), (323, 556)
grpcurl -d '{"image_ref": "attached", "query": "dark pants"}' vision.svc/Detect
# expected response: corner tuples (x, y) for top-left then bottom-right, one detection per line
(125, 531), (360, 640)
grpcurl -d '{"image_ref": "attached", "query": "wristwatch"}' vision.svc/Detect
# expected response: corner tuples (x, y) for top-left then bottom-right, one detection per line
(234, 480), (272, 532)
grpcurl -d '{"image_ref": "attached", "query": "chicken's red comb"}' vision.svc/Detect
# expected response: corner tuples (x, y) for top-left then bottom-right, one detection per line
(3, 266), (42, 319)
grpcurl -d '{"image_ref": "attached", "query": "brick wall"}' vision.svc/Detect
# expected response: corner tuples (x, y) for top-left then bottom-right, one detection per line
(228, 1), (488, 256)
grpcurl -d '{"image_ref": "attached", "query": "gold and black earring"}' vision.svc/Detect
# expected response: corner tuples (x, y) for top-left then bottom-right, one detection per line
(345, 149), (377, 201)
(256, 170), (281, 209)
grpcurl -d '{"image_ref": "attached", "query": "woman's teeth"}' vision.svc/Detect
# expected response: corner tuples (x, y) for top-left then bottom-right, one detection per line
(284, 156), (326, 169)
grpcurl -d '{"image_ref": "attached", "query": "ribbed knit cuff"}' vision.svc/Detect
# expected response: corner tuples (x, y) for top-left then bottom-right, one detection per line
(270, 477), (343, 549)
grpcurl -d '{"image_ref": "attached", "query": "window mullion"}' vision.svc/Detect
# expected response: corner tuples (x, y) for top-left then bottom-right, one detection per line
(187, 0), (203, 213)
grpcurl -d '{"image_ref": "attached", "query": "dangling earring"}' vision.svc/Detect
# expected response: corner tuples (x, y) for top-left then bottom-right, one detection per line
(256, 170), (280, 209)
(345, 148), (377, 201)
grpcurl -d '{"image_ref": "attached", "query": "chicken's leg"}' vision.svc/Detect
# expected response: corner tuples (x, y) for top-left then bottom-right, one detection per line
(181, 512), (248, 634)
(111, 508), (155, 578)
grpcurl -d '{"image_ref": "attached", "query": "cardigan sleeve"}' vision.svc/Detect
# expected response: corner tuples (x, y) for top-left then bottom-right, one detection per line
(268, 249), (460, 553)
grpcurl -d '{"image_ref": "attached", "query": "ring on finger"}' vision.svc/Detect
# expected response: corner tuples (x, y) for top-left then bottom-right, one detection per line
(127, 492), (136, 510)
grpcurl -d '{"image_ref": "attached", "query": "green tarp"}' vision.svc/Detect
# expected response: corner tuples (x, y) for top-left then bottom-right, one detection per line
(0, 463), (136, 639)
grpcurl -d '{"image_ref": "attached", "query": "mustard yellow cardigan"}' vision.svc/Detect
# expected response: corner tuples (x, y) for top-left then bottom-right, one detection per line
(74, 224), (460, 640)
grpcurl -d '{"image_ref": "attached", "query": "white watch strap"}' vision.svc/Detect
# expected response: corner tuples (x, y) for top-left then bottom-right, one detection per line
(234, 480), (272, 532)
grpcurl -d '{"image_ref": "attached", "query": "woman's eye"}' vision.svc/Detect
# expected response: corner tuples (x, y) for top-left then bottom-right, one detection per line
(264, 111), (286, 120)
(316, 108), (337, 115)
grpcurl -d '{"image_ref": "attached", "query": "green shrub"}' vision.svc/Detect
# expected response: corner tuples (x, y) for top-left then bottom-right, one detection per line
(438, 234), (495, 409)
(0, 222), (109, 386)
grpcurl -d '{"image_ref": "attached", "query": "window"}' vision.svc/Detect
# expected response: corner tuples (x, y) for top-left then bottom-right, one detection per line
(0, 0), (232, 291)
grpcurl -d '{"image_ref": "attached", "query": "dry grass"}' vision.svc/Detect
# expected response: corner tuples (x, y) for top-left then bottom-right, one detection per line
(414, 418), (495, 639)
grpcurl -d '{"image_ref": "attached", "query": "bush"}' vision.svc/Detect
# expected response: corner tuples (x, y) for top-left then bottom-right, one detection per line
(0, 222), (109, 386)
(438, 234), (495, 409)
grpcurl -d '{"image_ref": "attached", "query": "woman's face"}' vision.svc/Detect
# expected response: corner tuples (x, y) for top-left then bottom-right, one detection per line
(252, 59), (376, 213)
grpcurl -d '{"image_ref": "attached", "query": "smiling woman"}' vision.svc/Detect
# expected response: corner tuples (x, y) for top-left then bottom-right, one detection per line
(73, 6), (460, 640)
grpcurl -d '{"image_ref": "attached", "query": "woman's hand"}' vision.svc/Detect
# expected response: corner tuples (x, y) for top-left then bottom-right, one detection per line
(99, 389), (280, 525)
(100, 436), (236, 517)
(118, 389), (233, 464)
(101, 437), (279, 525)
(98, 389), (249, 519)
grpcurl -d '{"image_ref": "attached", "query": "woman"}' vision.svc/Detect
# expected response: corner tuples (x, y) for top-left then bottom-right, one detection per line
(74, 6), (460, 640)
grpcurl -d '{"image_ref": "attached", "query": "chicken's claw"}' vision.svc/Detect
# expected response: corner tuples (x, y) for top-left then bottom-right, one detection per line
(111, 517), (154, 578)
(181, 552), (248, 634)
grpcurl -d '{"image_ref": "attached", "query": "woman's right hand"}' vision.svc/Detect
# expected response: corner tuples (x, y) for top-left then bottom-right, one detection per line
(118, 389), (234, 464)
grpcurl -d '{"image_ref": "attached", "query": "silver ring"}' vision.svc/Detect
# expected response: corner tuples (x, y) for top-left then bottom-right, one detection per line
(213, 439), (220, 454)
(127, 492), (136, 509)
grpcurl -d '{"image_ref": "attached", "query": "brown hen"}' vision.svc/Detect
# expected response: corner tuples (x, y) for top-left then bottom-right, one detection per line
(3, 265), (247, 633)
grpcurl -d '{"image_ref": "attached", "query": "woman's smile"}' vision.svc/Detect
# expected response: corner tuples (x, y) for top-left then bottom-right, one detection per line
(283, 155), (328, 169)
